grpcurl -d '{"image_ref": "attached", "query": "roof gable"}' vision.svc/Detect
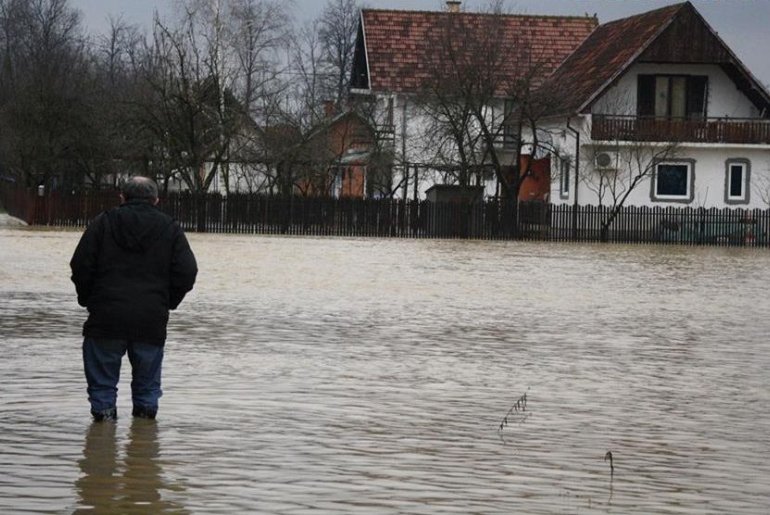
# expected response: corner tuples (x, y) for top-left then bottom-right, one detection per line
(638, 4), (729, 63)
(351, 9), (597, 95)
(544, 1), (770, 115)
(640, 3), (770, 111)
(307, 110), (375, 148)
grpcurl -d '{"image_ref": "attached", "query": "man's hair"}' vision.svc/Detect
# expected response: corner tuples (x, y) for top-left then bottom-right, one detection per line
(121, 176), (159, 201)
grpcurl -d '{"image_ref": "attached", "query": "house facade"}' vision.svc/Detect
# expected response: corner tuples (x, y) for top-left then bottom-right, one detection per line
(349, 2), (597, 200)
(544, 2), (770, 210)
(350, 1), (770, 210)
(186, 108), (377, 197)
(297, 109), (378, 198)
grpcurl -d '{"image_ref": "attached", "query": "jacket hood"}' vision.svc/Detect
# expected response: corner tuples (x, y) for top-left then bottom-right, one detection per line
(106, 201), (174, 252)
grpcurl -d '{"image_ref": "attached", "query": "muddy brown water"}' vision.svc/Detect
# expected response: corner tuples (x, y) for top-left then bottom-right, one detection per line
(1, 228), (769, 513)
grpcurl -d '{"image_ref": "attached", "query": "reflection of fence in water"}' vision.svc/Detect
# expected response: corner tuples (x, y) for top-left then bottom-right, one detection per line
(1, 184), (769, 246)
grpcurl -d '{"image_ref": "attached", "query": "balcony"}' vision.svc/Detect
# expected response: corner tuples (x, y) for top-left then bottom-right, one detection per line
(592, 115), (770, 145)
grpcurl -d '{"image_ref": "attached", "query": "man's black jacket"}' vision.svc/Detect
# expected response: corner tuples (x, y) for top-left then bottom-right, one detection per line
(70, 200), (198, 345)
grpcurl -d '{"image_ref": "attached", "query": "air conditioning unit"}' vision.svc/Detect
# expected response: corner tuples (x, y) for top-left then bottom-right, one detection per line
(594, 151), (617, 170)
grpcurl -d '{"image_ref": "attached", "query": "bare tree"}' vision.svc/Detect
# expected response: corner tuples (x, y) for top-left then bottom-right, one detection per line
(77, 17), (147, 188)
(135, 5), (247, 196)
(317, 0), (359, 109)
(0, 0), (91, 189)
(251, 0), (371, 199)
(414, 3), (559, 234)
(582, 141), (680, 241)
(0, 0), (362, 202)
(415, 53), (485, 188)
(580, 92), (680, 241)
(291, 20), (327, 128)
(229, 0), (289, 119)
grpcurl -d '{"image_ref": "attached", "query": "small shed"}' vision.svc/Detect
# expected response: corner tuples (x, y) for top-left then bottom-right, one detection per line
(424, 185), (484, 237)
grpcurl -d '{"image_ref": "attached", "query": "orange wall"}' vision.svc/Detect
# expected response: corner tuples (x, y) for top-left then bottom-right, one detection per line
(339, 164), (366, 198)
(518, 156), (551, 201)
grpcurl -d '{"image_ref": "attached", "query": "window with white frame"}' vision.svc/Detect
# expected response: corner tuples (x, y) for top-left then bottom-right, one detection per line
(559, 158), (570, 198)
(725, 159), (750, 204)
(652, 161), (694, 202)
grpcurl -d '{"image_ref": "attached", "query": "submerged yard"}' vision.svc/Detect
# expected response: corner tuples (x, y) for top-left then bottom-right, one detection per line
(1, 228), (769, 513)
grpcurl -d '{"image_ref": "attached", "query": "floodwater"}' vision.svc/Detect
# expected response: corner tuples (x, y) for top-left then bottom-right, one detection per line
(1, 226), (769, 514)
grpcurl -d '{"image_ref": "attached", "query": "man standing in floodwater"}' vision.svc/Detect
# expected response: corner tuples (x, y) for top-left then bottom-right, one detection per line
(70, 176), (198, 421)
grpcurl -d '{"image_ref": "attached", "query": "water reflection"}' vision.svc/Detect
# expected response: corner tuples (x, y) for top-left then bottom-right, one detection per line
(75, 420), (187, 514)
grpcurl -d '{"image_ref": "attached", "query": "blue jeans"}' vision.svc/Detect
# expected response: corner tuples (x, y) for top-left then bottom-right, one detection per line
(83, 338), (164, 416)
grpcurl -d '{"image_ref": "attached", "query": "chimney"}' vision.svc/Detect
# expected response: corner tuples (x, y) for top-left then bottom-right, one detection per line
(446, 1), (461, 13)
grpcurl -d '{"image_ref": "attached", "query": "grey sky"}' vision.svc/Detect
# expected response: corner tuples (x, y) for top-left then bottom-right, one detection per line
(70, 0), (770, 86)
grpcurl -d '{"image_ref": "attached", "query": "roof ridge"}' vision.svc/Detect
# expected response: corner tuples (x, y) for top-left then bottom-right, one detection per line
(361, 8), (598, 22)
(596, 1), (685, 29)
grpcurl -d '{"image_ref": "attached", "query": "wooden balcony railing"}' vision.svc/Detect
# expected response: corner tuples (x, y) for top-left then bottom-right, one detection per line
(592, 115), (770, 144)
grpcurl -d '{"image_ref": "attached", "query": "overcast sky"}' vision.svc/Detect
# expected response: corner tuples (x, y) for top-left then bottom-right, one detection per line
(69, 0), (770, 86)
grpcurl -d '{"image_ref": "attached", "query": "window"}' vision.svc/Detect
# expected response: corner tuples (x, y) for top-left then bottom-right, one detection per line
(638, 75), (707, 119)
(652, 161), (694, 202)
(725, 159), (750, 204)
(559, 159), (570, 198)
(503, 99), (516, 147)
(331, 166), (343, 197)
(729, 164), (744, 197)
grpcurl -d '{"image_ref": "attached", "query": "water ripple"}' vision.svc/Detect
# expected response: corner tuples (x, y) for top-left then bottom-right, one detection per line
(1, 230), (769, 513)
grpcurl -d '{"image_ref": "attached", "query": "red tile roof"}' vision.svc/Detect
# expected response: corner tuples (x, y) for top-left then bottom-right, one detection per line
(359, 9), (598, 94)
(542, 3), (685, 115)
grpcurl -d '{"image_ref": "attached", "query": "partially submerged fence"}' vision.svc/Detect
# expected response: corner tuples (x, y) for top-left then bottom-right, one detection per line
(1, 185), (768, 247)
(0, 187), (119, 228)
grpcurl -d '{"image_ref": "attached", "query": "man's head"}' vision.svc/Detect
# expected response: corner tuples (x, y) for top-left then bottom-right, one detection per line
(120, 176), (159, 205)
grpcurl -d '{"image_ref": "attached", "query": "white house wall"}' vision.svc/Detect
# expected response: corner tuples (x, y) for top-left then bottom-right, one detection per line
(550, 118), (770, 209)
(592, 146), (769, 208)
(548, 61), (770, 210)
(385, 94), (540, 199)
(385, 94), (496, 199)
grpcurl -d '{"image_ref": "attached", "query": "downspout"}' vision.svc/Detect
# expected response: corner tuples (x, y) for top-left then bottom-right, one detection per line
(401, 96), (409, 200)
(566, 116), (580, 241)
(362, 162), (367, 199)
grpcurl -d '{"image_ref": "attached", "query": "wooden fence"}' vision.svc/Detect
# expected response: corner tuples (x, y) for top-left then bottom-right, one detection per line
(1, 185), (769, 247)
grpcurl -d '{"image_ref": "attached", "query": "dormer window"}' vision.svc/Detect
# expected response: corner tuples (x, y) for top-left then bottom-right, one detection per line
(637, 75), (708, 119)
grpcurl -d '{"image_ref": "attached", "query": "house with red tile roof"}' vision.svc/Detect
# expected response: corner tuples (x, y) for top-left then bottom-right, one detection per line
(350, 1), (770, 211)
(543, 1), (770, 211)
(349, 2), (597, 200)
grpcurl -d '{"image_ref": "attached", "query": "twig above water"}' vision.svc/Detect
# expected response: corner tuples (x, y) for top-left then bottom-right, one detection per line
(604, 450), (614, 476)
(498, 388), (530, 438)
